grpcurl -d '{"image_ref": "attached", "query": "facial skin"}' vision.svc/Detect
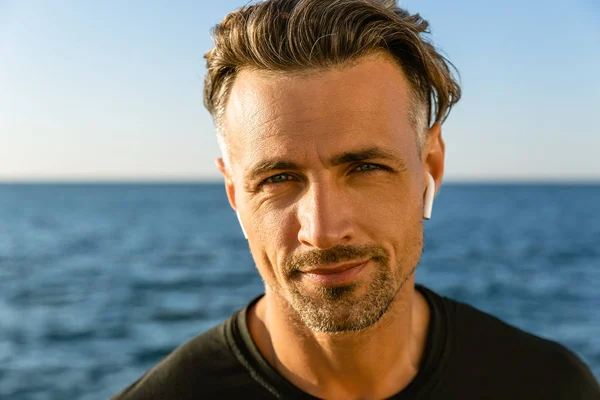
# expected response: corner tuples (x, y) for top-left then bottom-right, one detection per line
(217, 52), (444, 398)
(218, 51), (442, 330)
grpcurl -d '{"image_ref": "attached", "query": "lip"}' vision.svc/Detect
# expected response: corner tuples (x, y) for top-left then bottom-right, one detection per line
(301, 259), (370, 286)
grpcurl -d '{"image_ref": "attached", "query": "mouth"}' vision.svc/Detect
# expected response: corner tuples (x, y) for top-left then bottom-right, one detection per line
(300, 259), (370, 286)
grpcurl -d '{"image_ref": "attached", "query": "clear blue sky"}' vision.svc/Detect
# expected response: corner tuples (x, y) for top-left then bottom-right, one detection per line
(1, 0), (599, 182)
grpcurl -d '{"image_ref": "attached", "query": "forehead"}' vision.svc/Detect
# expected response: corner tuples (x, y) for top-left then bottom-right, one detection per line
(222, 54), (416, 170)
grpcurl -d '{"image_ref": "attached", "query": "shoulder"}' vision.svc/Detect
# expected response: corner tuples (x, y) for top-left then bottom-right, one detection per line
(442, 295), (600, 398)
(110, 320), (268, 400)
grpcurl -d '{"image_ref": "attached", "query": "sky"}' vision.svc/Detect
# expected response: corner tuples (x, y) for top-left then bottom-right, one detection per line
(1, 0), (599, 182)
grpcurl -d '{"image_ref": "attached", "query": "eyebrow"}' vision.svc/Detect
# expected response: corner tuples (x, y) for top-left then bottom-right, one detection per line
(329, 147), (402, 167)
(245, 146), (406, 183)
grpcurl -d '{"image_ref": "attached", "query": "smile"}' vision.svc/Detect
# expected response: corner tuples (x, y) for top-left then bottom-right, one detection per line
(301, 260), (370, 286)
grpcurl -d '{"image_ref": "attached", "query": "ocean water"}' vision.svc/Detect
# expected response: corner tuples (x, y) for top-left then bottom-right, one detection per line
(0, 183), (598, 399)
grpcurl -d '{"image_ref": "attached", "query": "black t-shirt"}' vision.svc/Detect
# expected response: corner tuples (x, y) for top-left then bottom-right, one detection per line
(111, 285), (600, 399)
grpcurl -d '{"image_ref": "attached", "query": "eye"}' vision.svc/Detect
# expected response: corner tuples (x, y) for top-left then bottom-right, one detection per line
(353, 163), (382, 172)
(264, 173), (295, 184)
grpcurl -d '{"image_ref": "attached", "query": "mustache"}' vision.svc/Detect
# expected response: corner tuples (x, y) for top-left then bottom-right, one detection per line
(283, 245), (388, 274)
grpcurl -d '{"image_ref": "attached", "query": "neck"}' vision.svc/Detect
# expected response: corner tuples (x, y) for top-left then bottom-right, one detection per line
(248, 280), (431, 400)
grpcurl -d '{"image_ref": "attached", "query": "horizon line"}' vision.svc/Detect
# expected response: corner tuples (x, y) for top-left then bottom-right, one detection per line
(1, 177), (600, 185)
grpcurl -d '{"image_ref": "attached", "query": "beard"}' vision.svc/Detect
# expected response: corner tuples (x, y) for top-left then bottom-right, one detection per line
(273, 242), (422, 333)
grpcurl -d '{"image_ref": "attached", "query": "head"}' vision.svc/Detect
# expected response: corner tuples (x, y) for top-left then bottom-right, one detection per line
(204, 0), (461, 333)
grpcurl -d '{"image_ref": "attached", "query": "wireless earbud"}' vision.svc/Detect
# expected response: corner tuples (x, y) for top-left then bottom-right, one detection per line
(423, 173), (435, 220)
(236, 210), (248, 239)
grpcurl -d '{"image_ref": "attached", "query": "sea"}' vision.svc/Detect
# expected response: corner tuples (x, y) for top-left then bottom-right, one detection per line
(0, 183), (598, 399)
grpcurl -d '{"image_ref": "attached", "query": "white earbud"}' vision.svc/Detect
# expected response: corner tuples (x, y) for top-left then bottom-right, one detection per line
(423, 173), (436, 220)
(236, 210), (248, 239)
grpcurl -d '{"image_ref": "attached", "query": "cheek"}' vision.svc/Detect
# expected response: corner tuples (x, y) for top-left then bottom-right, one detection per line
(356, 179), (424, 261)
(358, 181), (420, 229)
(250, 204), (296, 243)
(247, 205), (297, 280)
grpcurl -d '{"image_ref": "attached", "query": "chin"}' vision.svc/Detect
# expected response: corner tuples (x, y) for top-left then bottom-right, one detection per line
(285, 266), (400, 333)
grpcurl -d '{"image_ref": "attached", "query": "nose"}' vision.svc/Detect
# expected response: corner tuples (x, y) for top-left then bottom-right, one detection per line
(297, 183), (354, 249)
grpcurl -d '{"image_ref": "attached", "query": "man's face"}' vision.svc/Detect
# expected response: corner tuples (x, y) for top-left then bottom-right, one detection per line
(219, 54), (432, 333)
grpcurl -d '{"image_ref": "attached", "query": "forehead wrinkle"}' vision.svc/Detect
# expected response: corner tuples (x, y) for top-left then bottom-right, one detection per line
(224, 57), (418, 177)
(246, 97), (349, 136)
(231, 70), (365, 136)
(244, 104), (361, 151)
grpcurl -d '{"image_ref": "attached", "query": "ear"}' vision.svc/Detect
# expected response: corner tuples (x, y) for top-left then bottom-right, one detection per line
(216, 158), (237, 211)
(423, 122), (445, 198)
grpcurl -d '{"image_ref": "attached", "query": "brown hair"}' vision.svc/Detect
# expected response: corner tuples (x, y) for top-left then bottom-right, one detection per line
(204, 0), (461, 151)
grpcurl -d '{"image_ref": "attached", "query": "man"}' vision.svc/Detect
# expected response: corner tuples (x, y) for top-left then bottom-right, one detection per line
(112, 0), (600, 398)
